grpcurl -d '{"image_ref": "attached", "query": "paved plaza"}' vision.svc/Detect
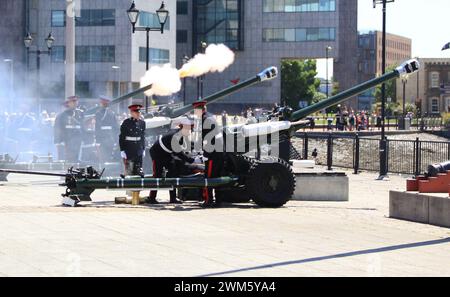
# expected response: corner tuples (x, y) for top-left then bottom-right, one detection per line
(0, 170), (449, 277)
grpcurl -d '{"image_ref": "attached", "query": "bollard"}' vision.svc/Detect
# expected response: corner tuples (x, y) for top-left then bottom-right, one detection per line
(354, 134), (360, 174)
(131, 191), (140, 205)
(327, 134), (333, 171)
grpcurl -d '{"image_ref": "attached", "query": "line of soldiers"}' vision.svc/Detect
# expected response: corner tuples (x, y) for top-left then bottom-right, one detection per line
(55, 95), (223, 207)
(54, 95), (118, 164)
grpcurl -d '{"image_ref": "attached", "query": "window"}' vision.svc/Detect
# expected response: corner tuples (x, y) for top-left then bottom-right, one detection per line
(139, 48), (170, 64)
(76, 46), (115, 63)
(177, 30), (188, 43)
(51, 46), (65, 63)
(430, 72), (440, 88)
(431, 98), (439, 114)
(139, 12), (170, 30)
(177, 1), (188, 15)
(263, 0), (336, 12)
(76, 9), (115, 26)
(76, 81), (90, 97)
(51, 10), (65, 27)
(263, 27), (335, 42)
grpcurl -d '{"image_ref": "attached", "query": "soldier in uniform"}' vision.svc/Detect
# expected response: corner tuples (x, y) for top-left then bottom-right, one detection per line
(148, 117), (196, 204)
(54, 96), (84, 163)
(119, 104), (146, 177)
(192, 100), (224, 207)
(95, 95), (119, 163)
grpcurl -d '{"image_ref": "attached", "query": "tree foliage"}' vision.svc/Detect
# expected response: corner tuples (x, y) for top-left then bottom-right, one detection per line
(281, 59), (321, 110)
(374, 65), (397, 103)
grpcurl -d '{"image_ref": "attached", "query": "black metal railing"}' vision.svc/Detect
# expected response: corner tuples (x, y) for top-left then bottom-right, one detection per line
(295, 132), (450, 175)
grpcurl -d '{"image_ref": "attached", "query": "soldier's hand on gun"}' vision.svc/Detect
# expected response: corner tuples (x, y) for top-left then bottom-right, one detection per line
(193, 156), (204, 164)
(120, 151), (127, 159)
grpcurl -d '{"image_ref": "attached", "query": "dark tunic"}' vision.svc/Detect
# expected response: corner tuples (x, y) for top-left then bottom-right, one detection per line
(54, 108), (84, 162)
(119, 117), (146, 160)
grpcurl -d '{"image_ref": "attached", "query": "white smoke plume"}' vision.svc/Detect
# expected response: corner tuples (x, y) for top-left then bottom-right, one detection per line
(140, 64), (182, 97)
(140, 44), (235, 97)
(179, 43), (235, 78)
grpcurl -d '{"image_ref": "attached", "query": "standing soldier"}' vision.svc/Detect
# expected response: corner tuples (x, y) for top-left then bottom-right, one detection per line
(95, 95), (118, 163)
(54, 96), (84, 163)
(192, 100), (224, 207)
(119, 104), (146, 177)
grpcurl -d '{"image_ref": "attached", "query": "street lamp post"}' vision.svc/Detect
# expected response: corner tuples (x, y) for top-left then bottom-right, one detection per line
(325, 46), (332, 98)
(127, 1), (169, 113)
(402, 78), (407, 117)
(3, 59), (14, 113)
(198, 41), (207, 100)
(373, 0), (394, 179)
(24, 32), (55, 113)
(181, 55), (190, 106)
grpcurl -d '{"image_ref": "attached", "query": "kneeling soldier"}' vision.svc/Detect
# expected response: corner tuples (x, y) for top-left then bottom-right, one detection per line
(119, 104), (146, 176)
(148, 117), (195, 204)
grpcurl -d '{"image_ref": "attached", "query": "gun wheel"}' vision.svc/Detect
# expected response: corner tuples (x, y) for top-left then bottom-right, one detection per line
(246, 157), (295, 208)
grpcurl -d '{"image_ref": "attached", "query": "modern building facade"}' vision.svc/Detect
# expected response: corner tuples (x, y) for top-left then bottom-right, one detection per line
(0, 0), (176, 111)
(0, 0), (26, 110)
(397, 58), (450, 115)
(176, 0), (359, 112)
(357, 30), (412, 110)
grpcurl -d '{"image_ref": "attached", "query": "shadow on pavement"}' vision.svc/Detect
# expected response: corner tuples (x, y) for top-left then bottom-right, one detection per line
(196, 237), (450, 277)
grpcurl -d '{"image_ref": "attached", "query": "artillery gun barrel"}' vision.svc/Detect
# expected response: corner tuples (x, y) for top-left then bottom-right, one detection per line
(0, 168), (67, 177)
(170, 67), (278, 117)
(289, 59), (420, 121)
(72, 176), (239, 189)
(84, 84), (153, 115)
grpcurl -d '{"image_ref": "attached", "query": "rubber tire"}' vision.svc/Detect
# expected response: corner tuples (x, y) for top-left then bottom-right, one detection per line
(215, 187), (251, 203)
(246, 157), (295, 208)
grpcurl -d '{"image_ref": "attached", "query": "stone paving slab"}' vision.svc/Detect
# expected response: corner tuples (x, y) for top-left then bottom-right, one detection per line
(0, 172), (449, 276)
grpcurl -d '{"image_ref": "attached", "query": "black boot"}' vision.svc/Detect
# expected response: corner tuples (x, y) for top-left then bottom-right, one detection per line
(146, 197), (159, 204)
(169, 191), (182, 204)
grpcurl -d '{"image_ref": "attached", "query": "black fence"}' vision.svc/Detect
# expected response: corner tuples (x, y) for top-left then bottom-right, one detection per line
(294, 133), (450, 175)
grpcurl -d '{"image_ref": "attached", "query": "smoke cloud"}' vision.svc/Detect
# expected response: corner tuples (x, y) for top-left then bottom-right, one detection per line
(141, 64), (182, 97)
(179, 43), (235, 78)
(140, 44), (235, 97)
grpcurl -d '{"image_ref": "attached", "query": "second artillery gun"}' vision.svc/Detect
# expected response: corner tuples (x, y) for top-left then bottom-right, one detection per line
(0, 59), (419, 207)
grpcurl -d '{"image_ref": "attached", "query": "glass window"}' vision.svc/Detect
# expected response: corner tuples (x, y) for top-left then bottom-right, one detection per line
(139, 48), (170, 64)
(139, 12), (170, 30)
(285, 29), (295, 41)
(51, 46), (65, 63)
(51, 10), (65, 27)
(263, 27), (335, 42)
(430, 72), (440, 88)
(263, 0), (335, 12)
(76, 46), (115, 63)
(177, 30), (188, 43)
(177, 1), (188, 15)
(431, 98), (439, 113)
(76, 9), (115, 26)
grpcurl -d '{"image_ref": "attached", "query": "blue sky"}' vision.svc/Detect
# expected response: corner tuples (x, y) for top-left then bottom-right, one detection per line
(317, 0), (450, 78)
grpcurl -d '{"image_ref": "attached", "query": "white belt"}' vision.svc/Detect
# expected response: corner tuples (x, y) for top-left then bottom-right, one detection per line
(159, 135), (172, 154)
(126, 136), (141, 141)
(66, 125), (81, 129)
(101, 126), (112, 130)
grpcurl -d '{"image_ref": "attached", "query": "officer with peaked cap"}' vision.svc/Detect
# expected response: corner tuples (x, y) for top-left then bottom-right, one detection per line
(119, 104), (146, 177)
(54, 95), (84, 163)
(147, 116), (196, 204)
(192, 100), (224, 207)
(95, 95), (119, 163)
